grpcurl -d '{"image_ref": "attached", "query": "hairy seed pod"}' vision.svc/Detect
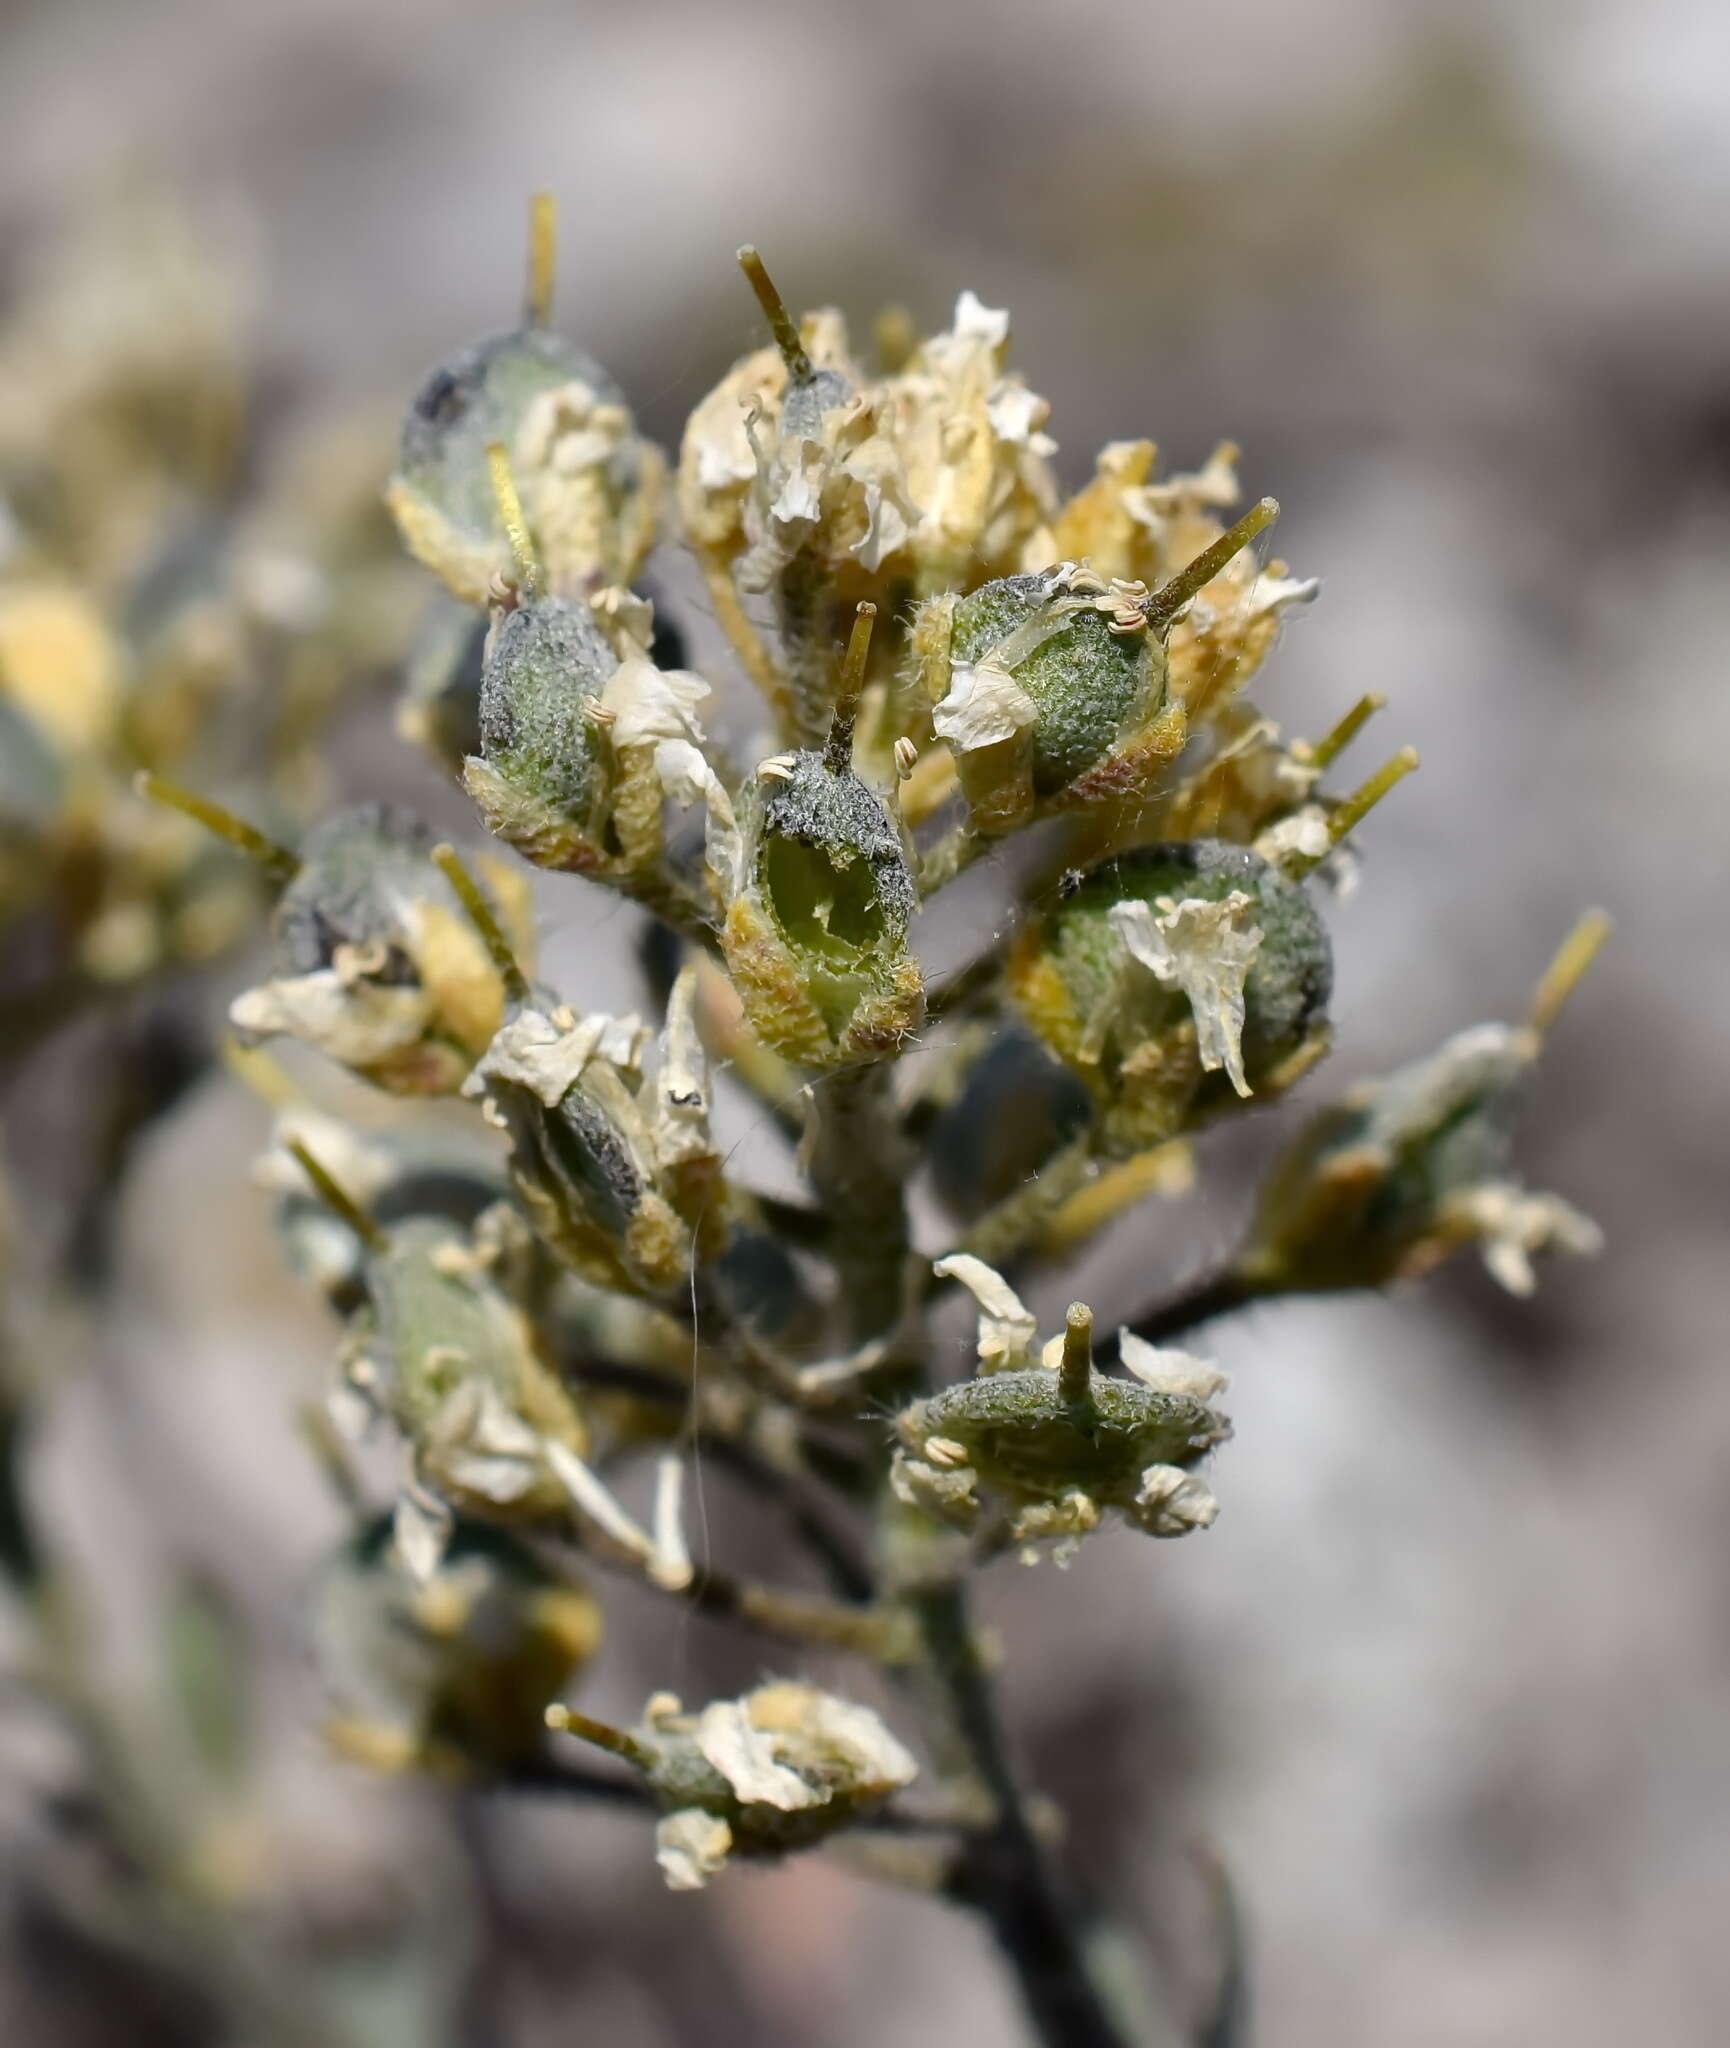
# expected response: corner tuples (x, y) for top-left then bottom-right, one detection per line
(462, 593), (617, 869)
(1009, 838), (1332, 1154)
(893, 1363), (1229, 1545)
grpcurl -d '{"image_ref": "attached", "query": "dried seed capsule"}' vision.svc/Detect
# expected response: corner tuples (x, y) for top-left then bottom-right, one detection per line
(1009, 838), (1332, 1154)
(462, 981), (719, 1296)
(228, 804), (530, 1094)
(316, 1514), (600, 1774)
(721, 748), (922, 1066)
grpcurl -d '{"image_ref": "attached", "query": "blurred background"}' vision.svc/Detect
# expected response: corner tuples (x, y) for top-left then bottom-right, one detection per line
(0, 0), (1726, 2043)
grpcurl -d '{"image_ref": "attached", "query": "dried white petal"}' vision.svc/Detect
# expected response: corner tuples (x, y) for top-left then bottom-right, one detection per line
(656, 1809), (733, 1891)
(647, 973), (715, 1172)
(932, 1253), (1038, 1370)
(544, 1438), (658, 1567)
(229, 972), (430, 1066)
(951, 290), (1009, 351)
(890, 1448), (980, 1526)
(1254, 808), (1332, 865)
(1131, 1464), (1220, 1537)
(1110, 891), (1264, 1096)
(932, 659), (1038, 753)
(597, 656), (710, 749)
(1455, 1182), (1604, 1296)
(391, 1484), (453, 1585)
(694, 1700), (820, 1811)
(469, 1005), (646, 1108)
(1117, 1332), (1230, 1403)
(649, 1454), (694, 1592)
(790, 1693), (917, 1792)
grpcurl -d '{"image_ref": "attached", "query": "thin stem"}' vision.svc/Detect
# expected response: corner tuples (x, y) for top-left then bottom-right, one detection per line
(825, 601), (876, 772)
(912, 1581), (1139, 2048)
(1093, 1266), (1257, 1368)
(1295, 690), (1384, 772)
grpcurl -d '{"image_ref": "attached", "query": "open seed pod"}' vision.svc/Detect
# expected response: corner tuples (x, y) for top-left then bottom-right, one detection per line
(720, 747), (922, 1067)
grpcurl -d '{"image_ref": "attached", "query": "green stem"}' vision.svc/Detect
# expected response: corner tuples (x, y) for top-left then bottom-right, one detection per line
(804, 1064), (913, 1346)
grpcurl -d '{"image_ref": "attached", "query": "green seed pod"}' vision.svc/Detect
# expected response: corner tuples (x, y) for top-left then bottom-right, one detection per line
(462, 593), (616, 869)
(721, 749), (922, 1066)
(892, 1337), (1228, 1550)
(228, 804), (529, 1094)
(316, 1514), (600, 1775)
(923, 567), (1167, 827)
(356, 1215), (589, 1522)
(1008, 838), (1332, 1154)
(550, 1683), (917, 1889)
(388, 323), (660, 606)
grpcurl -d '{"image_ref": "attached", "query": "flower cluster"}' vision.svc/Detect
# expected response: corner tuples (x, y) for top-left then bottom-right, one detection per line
(136, 200), (1603, 1938)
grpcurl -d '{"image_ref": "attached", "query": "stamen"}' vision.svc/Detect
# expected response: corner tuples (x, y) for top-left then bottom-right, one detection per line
(285, 1138), (386, 1253)
(525, 190), (557, 329)
(431, 843), (530, 1006)
(134, 772), (299, 885)
(824, 602), (877, 772)
(1143, 497), (1280, 636)
(1527, 909), (1611, 1039)
(1297, 691), (1386, 772)
(485, 441), (539, 593)
(736, 245), (813, 382)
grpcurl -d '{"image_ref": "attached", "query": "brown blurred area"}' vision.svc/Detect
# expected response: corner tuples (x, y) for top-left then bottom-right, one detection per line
(1, 1), (1726, 2043)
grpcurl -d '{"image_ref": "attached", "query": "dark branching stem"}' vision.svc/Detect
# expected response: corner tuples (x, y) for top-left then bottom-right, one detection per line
(913, 1580), (1141, 2048)
(1093, 1265), (1258, 1370)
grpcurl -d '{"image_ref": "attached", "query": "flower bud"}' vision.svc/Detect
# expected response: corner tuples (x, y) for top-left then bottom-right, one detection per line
(316, 1514), (600, 1774)
(721, 749), (922, 1066)
(228, 804), (531, 1094)
(1008, 838), (1332, 1155)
